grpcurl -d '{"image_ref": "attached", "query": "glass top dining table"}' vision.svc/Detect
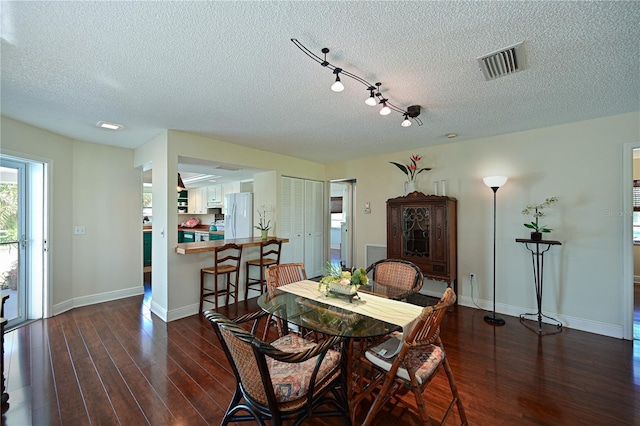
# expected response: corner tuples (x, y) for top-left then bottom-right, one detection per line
(256, 280), (417, 339)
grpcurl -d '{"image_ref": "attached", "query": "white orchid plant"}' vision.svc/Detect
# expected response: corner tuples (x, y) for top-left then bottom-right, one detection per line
(522, 197), (558, 233)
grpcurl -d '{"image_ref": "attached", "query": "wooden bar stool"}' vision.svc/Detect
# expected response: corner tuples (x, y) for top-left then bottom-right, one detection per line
(244, 239), (282, 300)
(200, 243), (243, 312)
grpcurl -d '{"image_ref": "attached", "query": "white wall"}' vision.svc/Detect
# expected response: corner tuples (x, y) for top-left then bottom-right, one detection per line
(326, 112), (640, 338)
(4, 111), (639, 337)
(1, 116), (144, 314)
(133, 130), (326, 320)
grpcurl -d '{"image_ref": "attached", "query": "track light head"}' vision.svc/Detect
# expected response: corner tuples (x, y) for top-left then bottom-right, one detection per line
(365, 86), (377, 106)
(380, 101), (391, 116)
(331, 68), (344, 92)
(401, 114), (412, 127)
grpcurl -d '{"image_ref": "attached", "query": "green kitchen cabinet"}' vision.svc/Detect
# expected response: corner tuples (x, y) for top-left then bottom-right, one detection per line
(182, 231), (195, 243)
(143, 232), (152, 266)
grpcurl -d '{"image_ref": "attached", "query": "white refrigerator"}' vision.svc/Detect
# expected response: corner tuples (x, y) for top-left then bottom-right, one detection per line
(224, 192), (253, 239)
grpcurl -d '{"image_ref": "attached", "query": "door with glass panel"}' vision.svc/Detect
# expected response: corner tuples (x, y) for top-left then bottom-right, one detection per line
(0, 159), (27, 326)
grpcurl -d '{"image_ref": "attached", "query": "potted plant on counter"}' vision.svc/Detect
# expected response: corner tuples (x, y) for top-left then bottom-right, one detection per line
(254, 205), (272, 239)
(522, 197), (558, 240)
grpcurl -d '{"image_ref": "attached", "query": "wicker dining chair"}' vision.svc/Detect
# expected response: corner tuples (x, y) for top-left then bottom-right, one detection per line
(265, 263), (307, 292)
(263, 263), (307, 339)
(355, 287), (468, 425)
(204, 310), (348, 426)
(366, 259), (424, 295)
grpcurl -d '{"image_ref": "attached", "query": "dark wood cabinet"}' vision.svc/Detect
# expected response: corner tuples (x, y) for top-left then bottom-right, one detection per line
(387, 192), (457, 294)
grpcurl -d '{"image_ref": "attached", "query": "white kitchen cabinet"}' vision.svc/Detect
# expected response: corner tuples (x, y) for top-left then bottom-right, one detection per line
(206, 184), (223, 207)
(280, 177), (325, 278)
(187, 187), (208, 214)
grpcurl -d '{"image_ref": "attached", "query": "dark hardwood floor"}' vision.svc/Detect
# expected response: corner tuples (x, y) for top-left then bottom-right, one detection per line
(2, 284), (639, 425)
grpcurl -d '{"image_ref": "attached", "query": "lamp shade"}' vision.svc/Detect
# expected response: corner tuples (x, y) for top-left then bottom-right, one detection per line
(483, 176), (508, 188)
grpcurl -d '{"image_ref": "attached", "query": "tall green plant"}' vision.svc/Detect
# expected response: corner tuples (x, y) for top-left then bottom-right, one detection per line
(0, 183), (18, 243)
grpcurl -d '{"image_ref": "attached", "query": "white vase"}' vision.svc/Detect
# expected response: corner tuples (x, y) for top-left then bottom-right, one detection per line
(405, 180), (416, 195)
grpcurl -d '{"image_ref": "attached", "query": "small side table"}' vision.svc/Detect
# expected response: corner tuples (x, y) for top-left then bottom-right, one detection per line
(515, 238), (562, 332)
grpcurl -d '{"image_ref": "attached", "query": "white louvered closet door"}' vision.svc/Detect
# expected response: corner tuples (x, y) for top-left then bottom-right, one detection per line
(280, 177), (305, 264)
(304, 179), (325, 278)
(280, 177), (325, 278)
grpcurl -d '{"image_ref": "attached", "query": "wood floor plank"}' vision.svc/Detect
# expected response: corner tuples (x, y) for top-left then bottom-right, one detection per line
(45, 317), (91, 425)
(2, 288), (639, 426)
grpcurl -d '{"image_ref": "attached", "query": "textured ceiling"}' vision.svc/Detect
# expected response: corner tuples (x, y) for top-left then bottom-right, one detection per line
(1, 1), (639, 165)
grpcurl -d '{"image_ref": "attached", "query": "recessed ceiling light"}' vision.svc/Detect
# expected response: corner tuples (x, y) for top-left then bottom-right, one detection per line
(96, 121), (123, 130)
(445, 133), (458, 139)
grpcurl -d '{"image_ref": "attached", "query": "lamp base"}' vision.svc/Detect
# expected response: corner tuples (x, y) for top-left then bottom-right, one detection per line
(484, 313), (506, 326)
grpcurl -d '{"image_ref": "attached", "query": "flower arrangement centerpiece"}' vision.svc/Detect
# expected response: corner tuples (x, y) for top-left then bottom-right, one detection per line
(254, 204), (272, 239)
(318, 262), (368, 301)
(522, 197), (558, 240)
(390, 155), (431, 194)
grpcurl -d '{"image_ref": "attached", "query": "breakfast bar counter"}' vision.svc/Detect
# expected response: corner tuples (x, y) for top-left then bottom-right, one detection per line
(175, 236), (288, 254)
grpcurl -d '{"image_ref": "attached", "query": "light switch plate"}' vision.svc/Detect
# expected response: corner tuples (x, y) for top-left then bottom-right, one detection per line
(74, 226), (86, 235)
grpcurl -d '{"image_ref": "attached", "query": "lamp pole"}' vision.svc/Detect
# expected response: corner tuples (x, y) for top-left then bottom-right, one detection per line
(483, 176), (507, 326)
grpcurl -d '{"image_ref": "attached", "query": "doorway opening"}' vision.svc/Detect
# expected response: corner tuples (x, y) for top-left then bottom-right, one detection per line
(0, 154), (46, 329)
(329, 180), (355, 268)
(632, 148), (640, 340)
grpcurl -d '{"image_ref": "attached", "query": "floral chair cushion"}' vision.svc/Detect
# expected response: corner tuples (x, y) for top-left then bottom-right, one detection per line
(268, 333), (341, 403)
(365, 331), (444, 385)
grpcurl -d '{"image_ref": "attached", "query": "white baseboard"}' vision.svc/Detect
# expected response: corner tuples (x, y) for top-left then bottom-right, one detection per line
(150, 300), (168, 322)
(456, 295), (625, 339)
(52, 285), (144, 316)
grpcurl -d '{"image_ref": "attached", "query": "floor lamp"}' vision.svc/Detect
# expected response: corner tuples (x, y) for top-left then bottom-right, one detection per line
(483, 176), (508, 326)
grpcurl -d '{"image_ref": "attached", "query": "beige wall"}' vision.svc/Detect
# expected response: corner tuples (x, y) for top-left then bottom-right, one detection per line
(326, 112), (640, 337)
(133, 130), (326, 319)
(1, 116), (143, 314)
(3, 111), (639, 337)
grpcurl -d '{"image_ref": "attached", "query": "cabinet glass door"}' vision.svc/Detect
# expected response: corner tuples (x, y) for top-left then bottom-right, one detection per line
(402, 206), (429, 257)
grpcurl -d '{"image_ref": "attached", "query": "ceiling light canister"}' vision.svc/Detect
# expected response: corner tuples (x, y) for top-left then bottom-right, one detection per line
(380, 102), (391, 116)
(401, 115), (412, 127)
(365, 89), (377, 106)
(331, 74), (344, 92)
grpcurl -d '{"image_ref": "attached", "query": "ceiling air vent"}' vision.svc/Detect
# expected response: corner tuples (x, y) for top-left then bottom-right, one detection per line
(477, 42), (526, 81)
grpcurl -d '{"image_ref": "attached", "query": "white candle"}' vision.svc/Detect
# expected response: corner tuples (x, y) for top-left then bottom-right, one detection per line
(441, 180), (446, 196)
(433, 181), (438, 196)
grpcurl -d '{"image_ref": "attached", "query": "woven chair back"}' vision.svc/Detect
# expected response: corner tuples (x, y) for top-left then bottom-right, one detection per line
(367, 259), (423, 292)
(265, 263), (307, 292)
(409, 287), (456, 345)
(217, 321), (270, 406)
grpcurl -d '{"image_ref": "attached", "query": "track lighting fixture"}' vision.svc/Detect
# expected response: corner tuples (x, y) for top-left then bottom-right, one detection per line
(291, 38), (423, 127)
(365, 86), (377, 106)
(331, 69), (345, 92)
(379, 101), (391, 116)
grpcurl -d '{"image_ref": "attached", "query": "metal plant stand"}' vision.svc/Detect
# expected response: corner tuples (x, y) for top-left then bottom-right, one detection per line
(516, 238), (563, 332)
